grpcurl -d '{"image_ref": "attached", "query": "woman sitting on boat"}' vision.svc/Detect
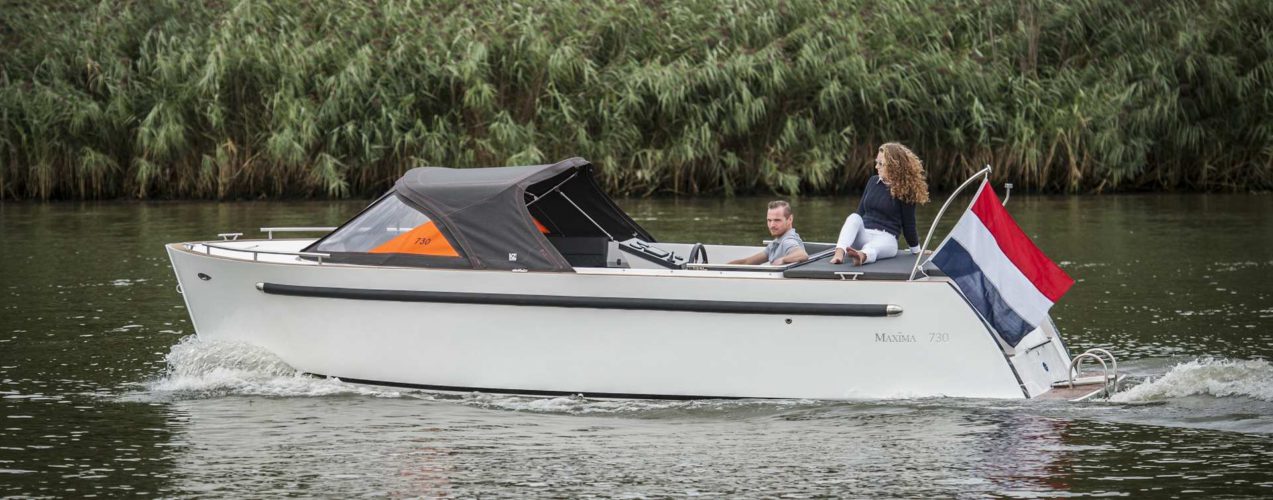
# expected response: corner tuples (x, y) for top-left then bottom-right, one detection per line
(830, 142), (931, 266)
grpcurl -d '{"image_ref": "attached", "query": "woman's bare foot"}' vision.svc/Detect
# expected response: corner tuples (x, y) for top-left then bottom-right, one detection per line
(844, 247), (867, 266)
(830, 248), (846, 264)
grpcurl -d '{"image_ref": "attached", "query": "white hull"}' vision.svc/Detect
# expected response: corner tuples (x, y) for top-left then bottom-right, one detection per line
(167, 240), (1076, 400)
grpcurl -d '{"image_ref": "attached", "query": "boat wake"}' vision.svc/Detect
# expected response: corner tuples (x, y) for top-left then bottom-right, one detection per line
(1111, 358), (1273, 403)
(451, 391), (819, 415)
(146, 336), (403, 399)
(143, 336), (820, 414)
(149, 338), (1273, 420)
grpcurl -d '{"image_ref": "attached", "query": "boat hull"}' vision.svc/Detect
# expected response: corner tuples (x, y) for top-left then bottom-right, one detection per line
(167, 241), (1048, 399)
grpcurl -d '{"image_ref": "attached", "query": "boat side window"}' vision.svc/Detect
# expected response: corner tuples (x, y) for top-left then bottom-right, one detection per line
(314, 194), (459, 257)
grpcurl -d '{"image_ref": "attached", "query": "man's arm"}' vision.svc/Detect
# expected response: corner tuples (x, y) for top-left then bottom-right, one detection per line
(772, 247), (808, 265)
(728, 251), (769, 265)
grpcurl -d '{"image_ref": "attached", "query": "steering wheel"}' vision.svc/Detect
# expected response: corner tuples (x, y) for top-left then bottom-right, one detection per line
(687, 243), (709, 264)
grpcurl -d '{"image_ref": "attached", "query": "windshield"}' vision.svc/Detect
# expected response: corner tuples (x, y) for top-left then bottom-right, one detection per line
(313, 194), (459, 257)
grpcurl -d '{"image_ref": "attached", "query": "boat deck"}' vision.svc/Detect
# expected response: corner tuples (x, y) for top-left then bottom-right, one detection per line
(182, 239), (950, 283)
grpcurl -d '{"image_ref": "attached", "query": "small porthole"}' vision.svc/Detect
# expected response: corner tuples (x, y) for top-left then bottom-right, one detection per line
(197, 273), (212, 281)
(785, 318), (792, 325)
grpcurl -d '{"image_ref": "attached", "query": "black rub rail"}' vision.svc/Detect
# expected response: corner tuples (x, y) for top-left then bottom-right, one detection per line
(257, 282), (901, 317)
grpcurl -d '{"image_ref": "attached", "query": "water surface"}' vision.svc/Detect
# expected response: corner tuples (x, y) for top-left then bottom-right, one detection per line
(1, 194), (1271, 497)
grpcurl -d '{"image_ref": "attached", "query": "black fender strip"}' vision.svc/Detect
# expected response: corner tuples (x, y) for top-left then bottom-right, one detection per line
(259, 282), (898, 317)
(308, 373), (737, 400)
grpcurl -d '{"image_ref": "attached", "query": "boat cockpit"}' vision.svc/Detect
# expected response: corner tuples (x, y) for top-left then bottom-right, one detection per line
(241, 157), (941, 280)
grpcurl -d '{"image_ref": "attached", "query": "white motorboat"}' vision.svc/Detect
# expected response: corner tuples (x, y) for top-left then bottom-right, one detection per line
(166, 157), (1117, 400)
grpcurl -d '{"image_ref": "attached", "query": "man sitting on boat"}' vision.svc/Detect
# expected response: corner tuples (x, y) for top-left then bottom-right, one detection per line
(728, 200), (809, 265)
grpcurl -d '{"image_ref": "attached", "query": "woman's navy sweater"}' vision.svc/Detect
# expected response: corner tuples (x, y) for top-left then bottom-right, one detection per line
(856, 176), (920, 248)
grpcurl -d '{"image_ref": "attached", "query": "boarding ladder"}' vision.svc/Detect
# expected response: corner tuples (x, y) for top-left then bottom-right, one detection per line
(1053, 348), (1120, 398)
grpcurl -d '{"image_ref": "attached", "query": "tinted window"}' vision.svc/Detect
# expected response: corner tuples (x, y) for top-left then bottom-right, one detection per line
(314, 195), (455, 256)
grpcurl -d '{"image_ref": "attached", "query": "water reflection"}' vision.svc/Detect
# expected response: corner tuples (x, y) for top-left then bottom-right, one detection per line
(142, 390), (1273, 497)
(153, 396), (1089, 497)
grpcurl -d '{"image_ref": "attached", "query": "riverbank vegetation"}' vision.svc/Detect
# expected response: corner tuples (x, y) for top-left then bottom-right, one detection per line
(2, 0), (1270, 199)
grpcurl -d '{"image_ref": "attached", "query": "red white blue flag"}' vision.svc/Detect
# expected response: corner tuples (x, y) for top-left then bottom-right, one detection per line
(931, 182), (1075, 347)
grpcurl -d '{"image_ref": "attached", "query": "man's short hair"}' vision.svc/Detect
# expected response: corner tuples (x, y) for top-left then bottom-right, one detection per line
(768, 200), (791, 217)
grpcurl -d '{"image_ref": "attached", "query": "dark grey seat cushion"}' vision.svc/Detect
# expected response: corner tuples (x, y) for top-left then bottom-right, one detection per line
(783, 252), (944, 281)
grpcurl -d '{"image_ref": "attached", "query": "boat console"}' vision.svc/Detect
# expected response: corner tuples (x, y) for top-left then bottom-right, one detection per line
(543, 236), (681, 269)
(616, 239), (686, 269)
(544, 236), (699, 270)
(545, 236), (612, 267)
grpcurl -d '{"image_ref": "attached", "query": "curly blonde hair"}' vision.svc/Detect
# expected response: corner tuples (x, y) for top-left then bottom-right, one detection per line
(879, 142), (930, 205)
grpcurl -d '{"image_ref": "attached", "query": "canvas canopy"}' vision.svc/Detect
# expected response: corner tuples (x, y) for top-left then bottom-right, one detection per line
(306, 157), (653, 272)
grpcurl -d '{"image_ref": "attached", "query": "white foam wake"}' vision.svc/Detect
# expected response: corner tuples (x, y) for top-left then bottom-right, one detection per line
(455, 392), (815, 415)
(145, 337), (798, 411)
(1111, 358), (1273, 403)
(147, 336), (401, 398)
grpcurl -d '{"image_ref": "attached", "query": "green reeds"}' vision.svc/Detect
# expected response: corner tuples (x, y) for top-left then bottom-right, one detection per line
(1, 0), (1270, 199)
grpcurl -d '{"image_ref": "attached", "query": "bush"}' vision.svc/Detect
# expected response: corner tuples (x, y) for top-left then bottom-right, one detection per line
(1, 0), (1270, 199)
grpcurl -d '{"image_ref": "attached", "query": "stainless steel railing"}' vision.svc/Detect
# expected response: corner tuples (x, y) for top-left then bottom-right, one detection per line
(185, 241), (331, 264)
(907, 165), (993, 281)
(1055, 348), (1120, 398)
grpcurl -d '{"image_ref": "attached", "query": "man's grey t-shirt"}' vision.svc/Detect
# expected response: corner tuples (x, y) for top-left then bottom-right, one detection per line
(765, 228), (804, 263)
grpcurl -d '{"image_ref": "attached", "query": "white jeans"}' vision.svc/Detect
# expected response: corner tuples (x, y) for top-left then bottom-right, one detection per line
(835, 213), (897, 264)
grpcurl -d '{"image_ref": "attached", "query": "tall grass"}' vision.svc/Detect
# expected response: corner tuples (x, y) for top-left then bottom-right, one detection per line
(1, 0), (1270, 199)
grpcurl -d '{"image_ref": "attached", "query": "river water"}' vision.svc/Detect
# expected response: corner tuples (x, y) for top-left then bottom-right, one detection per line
(1, 194), (1271, 498)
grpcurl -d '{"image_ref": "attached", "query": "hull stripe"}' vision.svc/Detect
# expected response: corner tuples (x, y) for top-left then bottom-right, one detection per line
(308, 374), (741, 400)
(260, 282), (895, 317)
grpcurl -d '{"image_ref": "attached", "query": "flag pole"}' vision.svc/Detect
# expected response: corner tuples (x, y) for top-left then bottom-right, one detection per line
(907, 165), (993, 281)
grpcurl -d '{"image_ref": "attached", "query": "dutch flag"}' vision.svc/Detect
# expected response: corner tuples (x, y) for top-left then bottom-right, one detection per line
(931, 182), (1075, 347)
